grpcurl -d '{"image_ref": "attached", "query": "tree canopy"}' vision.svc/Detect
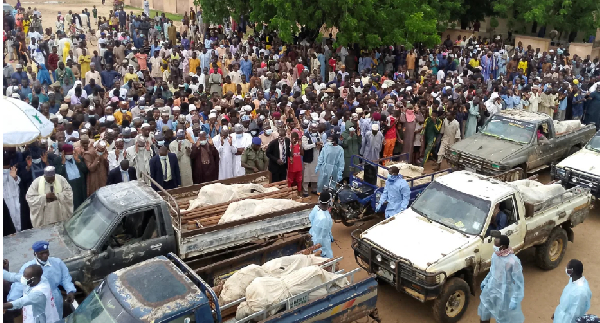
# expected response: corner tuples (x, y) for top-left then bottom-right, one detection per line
(195, 0), (599, 48)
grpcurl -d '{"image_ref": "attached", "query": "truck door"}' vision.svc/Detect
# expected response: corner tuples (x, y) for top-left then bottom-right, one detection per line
(535, 120), (557, 167)
(480, 195), (526, 270)
(93, 205), (173, 281)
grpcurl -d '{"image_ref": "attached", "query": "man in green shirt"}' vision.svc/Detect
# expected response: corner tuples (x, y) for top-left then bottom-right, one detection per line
(241, 137), (267, 174)
(92, 6), (98, 28)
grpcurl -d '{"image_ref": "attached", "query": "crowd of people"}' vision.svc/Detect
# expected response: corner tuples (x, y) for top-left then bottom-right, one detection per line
(2, 3), (600, 322)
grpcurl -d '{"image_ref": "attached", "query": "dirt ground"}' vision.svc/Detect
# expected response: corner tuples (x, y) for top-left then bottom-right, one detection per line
(331, 165), (600, 323)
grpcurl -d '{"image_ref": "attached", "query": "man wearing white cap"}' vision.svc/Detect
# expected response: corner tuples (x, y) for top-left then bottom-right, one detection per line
(83, 140), (109, 196)
(126, 136), (154, 183)
(25, 166), (74, 228)
(169, 129), (194, 186)
(360, 123), (384, 162)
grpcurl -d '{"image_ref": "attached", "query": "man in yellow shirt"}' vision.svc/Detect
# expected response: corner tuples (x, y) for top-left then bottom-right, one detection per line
(123, 65), (139, 83)
(189, 52), (200, 76)
(223, 75), (236, 95)
(113, 101), (133, 125)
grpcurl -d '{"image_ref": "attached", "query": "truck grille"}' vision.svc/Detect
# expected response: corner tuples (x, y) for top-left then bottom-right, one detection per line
(567, 169), (599, 192)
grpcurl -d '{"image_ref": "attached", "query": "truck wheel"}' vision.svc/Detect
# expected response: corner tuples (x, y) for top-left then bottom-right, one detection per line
(535, 228), (568, 270)
(432, 277), (470, 323)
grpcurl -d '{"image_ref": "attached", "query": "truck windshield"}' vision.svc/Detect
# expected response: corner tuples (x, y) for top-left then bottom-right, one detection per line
(66, 282), (136, 323)
(586, 133), (600, 152)
(481, 116), (535, 144)
(64, 194), (117, 250)
(412, 182), (491, 236)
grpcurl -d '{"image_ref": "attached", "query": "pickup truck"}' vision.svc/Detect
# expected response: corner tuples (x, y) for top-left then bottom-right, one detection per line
(446, 109), (596, 175)
(4, 171), (314, 294)
(552, 130), (600, 198)
(60, 253), (380, 323)
(351, 170), (592, 323)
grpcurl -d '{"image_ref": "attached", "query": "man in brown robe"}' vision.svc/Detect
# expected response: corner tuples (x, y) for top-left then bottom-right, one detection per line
(168, 22), (177, 47)
(83, 140), (109, 196)
(190, 131), (219, 184)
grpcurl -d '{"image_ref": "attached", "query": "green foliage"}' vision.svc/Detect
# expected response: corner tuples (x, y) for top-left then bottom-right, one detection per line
(124, 5), (183, 21)
(196, 0), (444, 49)
(493, 0), (600, 35)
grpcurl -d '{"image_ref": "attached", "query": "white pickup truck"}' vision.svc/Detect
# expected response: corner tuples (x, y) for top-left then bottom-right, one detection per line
(351, 170), (592, 323)
(553, 130), (600, 198)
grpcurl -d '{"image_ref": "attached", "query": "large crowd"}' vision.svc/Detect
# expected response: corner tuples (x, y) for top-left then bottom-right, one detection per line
(3, 3), (600, 323)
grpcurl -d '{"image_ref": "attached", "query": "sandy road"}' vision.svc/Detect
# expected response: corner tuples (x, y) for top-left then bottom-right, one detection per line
(331, 168), (600, 322)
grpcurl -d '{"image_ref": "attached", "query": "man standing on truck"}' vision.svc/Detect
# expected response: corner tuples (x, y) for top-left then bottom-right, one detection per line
(434, 111), (461, 171)
(309, 192), (334, 258)
(552, 259), (592, 323)
(375, 166), (410, 219)
(7, 241), (76, 319)
(478, 235), (525, 323)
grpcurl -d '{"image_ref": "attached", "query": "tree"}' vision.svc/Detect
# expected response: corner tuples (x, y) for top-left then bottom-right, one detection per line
(494, 0), (600, 37)
(196, 0), (446, 49)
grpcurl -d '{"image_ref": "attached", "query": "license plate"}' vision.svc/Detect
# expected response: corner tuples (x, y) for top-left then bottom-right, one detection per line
(377, 268), (394, 282)
(465, 166), (476, 173)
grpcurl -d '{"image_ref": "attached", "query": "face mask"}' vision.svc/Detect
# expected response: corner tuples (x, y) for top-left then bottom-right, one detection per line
(36, 256), (47, 265)
(121, 109), (128, 113)
(160, 156), (167, 160)
(65, 155), (73, 160)
(157, 140), (165, 146)
(88, 114), (95, 118)
(20, 276), (31, 286)
(32, 158), (42, 164)
(123, 138), (132, 143)
(97, 151), (104, 156)
(250, 130), (257, 136)
(311, 132), (318, 137)
(265, 129), (273, 136)
(236, 133), (243, 139)
(493, 246), (500, 252)
(199, 140), (207, 145)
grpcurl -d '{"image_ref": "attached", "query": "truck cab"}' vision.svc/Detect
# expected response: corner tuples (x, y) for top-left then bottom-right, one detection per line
(352, 170), (591, 323)
(553, 130), (600, 197)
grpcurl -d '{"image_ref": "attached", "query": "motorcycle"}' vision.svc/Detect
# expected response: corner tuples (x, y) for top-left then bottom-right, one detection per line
(323, 178), (383, 227)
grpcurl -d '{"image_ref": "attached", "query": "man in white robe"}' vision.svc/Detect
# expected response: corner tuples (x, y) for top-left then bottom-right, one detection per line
(26, 166), (74, 228)
(213, 128), (236, 180)
(231, 123), (252, 177)
(169, 130), (194, 187)
(435, 111), (462, 171)
(4, 165), (21, 231)
(107, 138), (127, 170)
(126, 136), (154, 183)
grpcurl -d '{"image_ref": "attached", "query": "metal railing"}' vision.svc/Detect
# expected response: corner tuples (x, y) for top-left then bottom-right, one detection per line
(141, 173), (182, 238)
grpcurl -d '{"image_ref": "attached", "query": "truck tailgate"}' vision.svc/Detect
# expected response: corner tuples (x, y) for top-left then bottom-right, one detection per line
(179, 204), (314, 259)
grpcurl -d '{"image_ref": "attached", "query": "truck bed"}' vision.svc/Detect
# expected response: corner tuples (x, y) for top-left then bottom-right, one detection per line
(217, 257), (378, 323)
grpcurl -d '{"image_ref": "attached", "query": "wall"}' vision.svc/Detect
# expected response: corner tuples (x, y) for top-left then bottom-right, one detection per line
(514, 35), (551, 53)
(441, 29), (486, 43)
(592, 47), (600, 60)
(568, 43), (594, 59)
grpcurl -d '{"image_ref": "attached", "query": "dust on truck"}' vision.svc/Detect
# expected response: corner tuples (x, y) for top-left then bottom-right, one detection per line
(351, 170), (592, 323)
(552, 130), (600, 198)
(446, 109), (595, 175)
(4, 172), (314, 293)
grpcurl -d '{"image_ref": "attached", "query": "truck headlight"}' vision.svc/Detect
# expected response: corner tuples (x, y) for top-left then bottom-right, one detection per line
(390, 261), (396, 269)
(555, 167), (566, 178)
(376, 254), (383, 262)
(425, 273), (443, 285)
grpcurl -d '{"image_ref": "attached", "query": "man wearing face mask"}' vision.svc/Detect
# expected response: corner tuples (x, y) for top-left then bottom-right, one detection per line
(315, 132), (345, 194)
(231, 123), (252, 177)
(114, 101), (133, 126)
(108, 138), (128, 170)
(83, 140), (109, 196)
(258, 123), (277, 151)
(126, 136), (154, 183)
(26, 166), (74, 228)
(552, 259), (592, 323)
(6, 241), (76, 320)
(266, 127), (291, 183)
(478, 235), (525, 323)
(149, 145), (181, 190)
(4, 263), (60, 323)
(107, 160), (137, 185)
(213, 128), (236, 180)
(302, 122), (322, 196)
(170, 129), (194, 186)
(308, 192), (334, 258)
(121, 128), (135, 150)
(375, 166), (410, 219)
(18, 146), (48, 231)
(54, 144), (87, 210)
(189, 131), (219, 184)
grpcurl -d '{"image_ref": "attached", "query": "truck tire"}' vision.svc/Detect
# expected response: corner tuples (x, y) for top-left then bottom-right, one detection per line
(432, 277), (470, 323)
(535, 227), (568, 270)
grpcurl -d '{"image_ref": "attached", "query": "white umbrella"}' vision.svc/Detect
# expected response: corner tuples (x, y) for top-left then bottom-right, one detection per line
(2, 97), (55, 147)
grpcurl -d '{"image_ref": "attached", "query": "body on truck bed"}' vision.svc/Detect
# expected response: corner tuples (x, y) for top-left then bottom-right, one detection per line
(446, 109), (596, 175)
(60, 253), (379, 323)
(4, 172), (314, 294)
(352, 170), (592, 323)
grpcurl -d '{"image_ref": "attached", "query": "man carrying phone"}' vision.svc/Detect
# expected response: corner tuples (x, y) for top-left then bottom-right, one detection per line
(25, 166), (74, 228)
